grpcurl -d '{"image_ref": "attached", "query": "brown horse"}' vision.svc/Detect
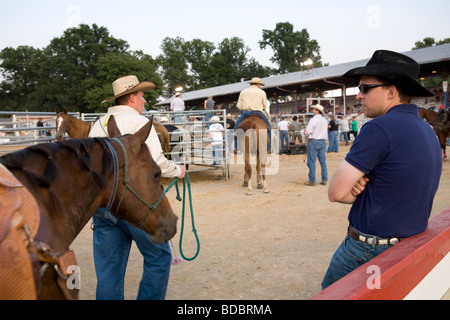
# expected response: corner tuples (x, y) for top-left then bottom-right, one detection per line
(235, 115), (270, 195)
(55, 107), (92, 141)
(419, 108), (450, 158)
(54, 107), (171, 156)
(0, 117), (177, 299)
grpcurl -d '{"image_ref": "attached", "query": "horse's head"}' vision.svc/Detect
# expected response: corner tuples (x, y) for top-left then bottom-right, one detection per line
(107, 116), (178, 244)
(55, 107), (69, 141)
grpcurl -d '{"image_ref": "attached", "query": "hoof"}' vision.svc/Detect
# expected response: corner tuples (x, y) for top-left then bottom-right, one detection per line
(257, 184), (263, 189)
(263, 189), (269, 193)
(247, 191), (253, 195)
(242, 182), (248, 187)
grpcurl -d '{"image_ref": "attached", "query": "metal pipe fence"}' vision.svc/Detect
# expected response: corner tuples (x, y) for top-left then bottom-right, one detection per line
(1, 110), (230, 178)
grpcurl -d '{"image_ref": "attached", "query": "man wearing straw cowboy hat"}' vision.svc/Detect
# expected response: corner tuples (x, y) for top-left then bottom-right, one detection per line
(234, 77), (272, 150)
(89, 75), (186, 299)
(304, 104), (328, 186)
(322, 50), (442, 289)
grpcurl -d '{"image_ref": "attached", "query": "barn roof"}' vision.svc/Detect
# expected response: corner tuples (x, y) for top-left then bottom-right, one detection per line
(156, 43), (450, 107)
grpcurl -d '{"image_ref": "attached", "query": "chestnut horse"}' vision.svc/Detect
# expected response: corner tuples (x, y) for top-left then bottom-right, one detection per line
(235, 115), (270, 195)
(419, 108), (450, 158)
(55, 107), (171, 156)
(0, 117), (177, 299)
(55, 107), (92, 141)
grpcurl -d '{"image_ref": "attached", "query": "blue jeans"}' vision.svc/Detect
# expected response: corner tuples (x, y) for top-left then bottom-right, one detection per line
(340, 131), (349, 146)
(327, 130), (339, 152)
(307, 139), (328, 183)
(92, 214), (172, 300)
(321, 235), (391, 289)
(280, 130), (289, 151)
(212, 143), (223, 164)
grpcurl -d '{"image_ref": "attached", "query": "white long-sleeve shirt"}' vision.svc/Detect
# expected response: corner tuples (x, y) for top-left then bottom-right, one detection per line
(89, 105), (181, 178)
(305, 114), (328, 140)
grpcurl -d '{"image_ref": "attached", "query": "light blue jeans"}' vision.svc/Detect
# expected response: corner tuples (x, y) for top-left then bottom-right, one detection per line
(280, 130), (289, 151)
(321, 234), (391, 289)
(92, 213), (172, 300)
(307, 139), (328, 183)
(327, 130), (339, 152)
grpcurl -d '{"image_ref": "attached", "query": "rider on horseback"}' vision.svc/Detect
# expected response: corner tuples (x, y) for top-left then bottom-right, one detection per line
(234, 77), (272, 150)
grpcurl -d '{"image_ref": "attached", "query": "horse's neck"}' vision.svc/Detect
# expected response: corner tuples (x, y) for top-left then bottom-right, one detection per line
(28, 153), (108, 246)
(68, 118), (91, 138)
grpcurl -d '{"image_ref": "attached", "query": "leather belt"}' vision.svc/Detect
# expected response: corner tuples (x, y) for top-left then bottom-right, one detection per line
(348, 226), (401, 246)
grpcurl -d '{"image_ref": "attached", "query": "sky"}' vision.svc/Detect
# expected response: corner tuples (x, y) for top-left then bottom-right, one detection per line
(0, 0), (449, 69)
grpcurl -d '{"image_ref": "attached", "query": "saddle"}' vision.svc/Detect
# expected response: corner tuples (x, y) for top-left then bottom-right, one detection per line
(0, 164), (79, 300)
(0, 163), (40, 299)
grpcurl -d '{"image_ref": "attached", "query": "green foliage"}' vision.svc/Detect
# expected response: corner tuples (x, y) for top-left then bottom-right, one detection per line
(0, 21), (326, 112)
(259, 22), (322, 73)
(413, 37), (450, 50)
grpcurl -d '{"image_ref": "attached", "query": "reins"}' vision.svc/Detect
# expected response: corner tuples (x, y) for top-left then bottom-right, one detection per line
(102, 138), (200, 261)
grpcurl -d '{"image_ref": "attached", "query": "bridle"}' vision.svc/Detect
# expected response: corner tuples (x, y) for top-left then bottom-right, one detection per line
(101, 138), (174, 229)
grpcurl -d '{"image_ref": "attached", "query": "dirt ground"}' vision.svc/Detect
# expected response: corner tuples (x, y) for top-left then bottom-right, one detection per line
(70, 142), (450, 300)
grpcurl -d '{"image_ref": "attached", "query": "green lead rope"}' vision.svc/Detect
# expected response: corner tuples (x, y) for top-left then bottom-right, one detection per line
(166, 172), (200, 261)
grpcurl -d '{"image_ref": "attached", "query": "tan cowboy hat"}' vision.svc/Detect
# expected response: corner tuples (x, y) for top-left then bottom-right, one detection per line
(310, 104), (325, 115)
(249, 77), (265, 86)
(102, 75), (156, 103)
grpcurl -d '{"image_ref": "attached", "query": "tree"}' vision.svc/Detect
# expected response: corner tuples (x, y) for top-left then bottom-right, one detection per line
(40, 23), (129, 112)
(185, 39), (216, 90)
(413, 37), (450, 50)
(259, 22), (322, 73)
(0, 46), (46, 111)
(84, 51), (163, 112)
(157, 37), (191, 96)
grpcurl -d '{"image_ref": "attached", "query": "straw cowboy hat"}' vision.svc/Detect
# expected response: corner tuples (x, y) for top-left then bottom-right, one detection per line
(102, 75), (156, 103)
(249, 77), (265, 86)
(343, 50), (433, 97)
(310, 104), (325, 115)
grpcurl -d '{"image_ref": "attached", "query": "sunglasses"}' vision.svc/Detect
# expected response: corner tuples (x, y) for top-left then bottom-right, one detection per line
(358, 84), (390, 94)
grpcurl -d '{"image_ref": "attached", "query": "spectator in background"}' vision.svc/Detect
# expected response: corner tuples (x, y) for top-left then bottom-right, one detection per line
(170, 92), (185, 123)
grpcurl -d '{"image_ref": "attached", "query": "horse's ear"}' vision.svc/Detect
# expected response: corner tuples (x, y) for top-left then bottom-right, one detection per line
(134, 116), (153, 145)
(55, 107), (59, 114)
(63, 108), (68, 115)
(107, 116), (122, 137)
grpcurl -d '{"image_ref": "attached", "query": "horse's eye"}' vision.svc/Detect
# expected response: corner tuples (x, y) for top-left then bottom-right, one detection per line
(154, 169), (161, 181)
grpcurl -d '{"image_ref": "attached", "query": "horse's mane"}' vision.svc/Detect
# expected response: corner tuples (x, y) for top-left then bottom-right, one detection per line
(0, 137), (112, 196)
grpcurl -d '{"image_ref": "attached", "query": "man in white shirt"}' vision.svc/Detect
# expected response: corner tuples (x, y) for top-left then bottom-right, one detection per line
(89, 75), (185, 300)
(277, 116), (289, 152)
(304, 104), (328, 186)
(170, 92), (185, 123)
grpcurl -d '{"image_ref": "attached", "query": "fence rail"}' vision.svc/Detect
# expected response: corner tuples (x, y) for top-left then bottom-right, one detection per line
(0, 110), (231, 178)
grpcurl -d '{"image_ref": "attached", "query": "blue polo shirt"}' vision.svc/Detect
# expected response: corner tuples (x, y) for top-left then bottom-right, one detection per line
(345, 104), (442, 238)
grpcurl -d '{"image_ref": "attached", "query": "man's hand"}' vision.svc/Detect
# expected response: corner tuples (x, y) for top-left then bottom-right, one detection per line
(351, 176), (370, 197)
(177, 165), (186, 179)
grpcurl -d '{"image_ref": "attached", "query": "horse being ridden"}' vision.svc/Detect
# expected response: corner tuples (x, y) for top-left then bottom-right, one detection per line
(0, 117), (177, 299)
(235, 115), (270, 195)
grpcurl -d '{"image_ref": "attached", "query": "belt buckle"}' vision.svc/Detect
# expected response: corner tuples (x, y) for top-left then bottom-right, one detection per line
(389, 238), (399, 245)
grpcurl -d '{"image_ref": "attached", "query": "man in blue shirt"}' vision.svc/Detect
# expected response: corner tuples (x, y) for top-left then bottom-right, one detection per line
(322, 50), (442, 289)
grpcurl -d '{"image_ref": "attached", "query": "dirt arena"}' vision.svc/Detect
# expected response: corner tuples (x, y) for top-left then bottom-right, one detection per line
(70, 142), (450, 300)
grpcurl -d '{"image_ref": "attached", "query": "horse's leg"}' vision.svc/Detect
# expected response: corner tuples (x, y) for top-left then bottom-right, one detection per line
(246, 162), (252, 195)
(260, 143), (269, 193)
(256, 151), (263, 189)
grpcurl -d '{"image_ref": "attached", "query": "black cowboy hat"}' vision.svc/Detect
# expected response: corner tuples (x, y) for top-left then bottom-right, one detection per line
(343, 50), (433, 97)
